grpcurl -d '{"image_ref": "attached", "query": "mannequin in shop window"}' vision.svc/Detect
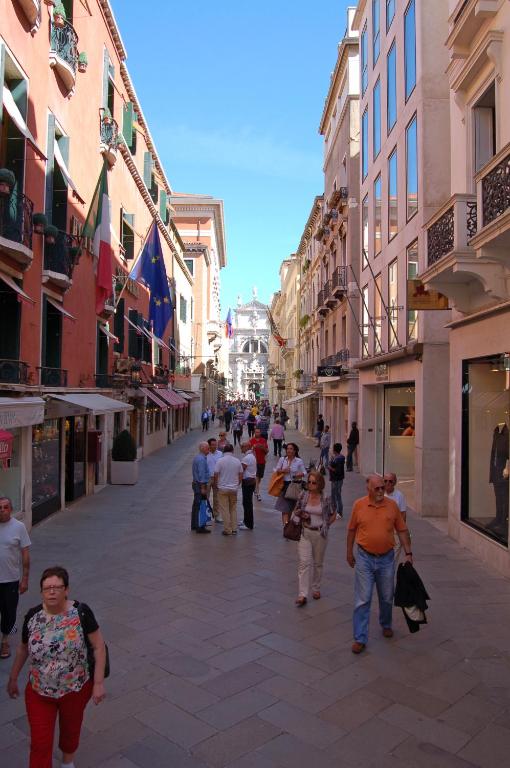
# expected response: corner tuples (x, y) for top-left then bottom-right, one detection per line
(488, 422), (509, 535)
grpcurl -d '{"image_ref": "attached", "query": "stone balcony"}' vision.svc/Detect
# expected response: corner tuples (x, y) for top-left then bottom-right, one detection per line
(49, 19), (79, 93)
(0, 191), (33, 268)
(471, 142), (510, 255)
(43, 230), (78, 290)
(99, 110), (119, 166)
(16, 0), (41, 32)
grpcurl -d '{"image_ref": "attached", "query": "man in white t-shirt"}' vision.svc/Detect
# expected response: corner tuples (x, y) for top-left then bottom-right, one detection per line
(206, 438), (224, 522)
(240, 442), (257, 531)
(384, 473), (407, 565)
(0, 496), (31, 659)
(214, 445), (243, 536)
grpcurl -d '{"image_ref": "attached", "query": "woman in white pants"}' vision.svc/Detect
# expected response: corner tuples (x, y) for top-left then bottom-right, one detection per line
(292, 470), (336, 606)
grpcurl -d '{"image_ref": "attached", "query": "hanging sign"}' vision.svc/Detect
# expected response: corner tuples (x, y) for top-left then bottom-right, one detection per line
(407, 280), (449, 310)
(0, 429), (14, 468)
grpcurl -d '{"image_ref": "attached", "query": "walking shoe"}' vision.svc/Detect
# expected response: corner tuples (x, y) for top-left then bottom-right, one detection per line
(256, 494), (262, 501)
(222, 531), (232, 536)
(312, 591), (321, 600)
(351, 642), (366, 654)
(196, 528), (211, 534)
(215, 516), (223, 523)
(239, 522), (249, 530)
(295, 596), (307, 607)
(382, 628), (394, 638)
(231, 530), (237, 535)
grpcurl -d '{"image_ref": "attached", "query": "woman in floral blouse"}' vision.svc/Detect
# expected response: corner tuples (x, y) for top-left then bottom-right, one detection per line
(6, 566), (106, 768)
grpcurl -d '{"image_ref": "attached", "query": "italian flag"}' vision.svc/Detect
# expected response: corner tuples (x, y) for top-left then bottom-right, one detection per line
(82, 160), (113, 314)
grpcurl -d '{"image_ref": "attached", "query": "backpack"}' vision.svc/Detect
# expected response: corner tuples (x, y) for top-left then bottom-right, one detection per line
(77, 602), (110, 680)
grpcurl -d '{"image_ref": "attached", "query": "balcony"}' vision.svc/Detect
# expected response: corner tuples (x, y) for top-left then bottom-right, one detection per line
(99, 110), (119, 166)
(317, 281), (332, 315)
(207, 319), (221, 342)
(43, 231), (78, 289)
(321, 350), (350, 367)
(151, 372), (170, 386)
(295, 373), (314, 394)
(38, 366), (67, 387)
(470, 144), (510, 252)
(16, 0), (41, 32)
(0, 359), (29, 385)
(49, 20), (79, 93)
(0, 191), (34, 267)
(95, 373), (129, 389)
(328, 187), (348, 208)
(426, 194), (477, 268)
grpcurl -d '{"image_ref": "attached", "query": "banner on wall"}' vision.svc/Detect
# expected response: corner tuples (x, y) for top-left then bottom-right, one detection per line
(0, 430), (14, 468)
(407, 279), (449, 310)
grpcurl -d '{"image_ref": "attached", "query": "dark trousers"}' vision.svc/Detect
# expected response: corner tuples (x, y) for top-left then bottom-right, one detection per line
(191, 482), (205, 530)
(224, 417), (231, 432)
(0, 581), (19, 636)
(493, 481), (509, 527)
(242, 480), (255, 529)
(346, 444), (356, 470)
(233, 430), (242, 446)
(273, 439), (283, 457)
(247, 424), (255, 437)
(202, 420), (209, 431)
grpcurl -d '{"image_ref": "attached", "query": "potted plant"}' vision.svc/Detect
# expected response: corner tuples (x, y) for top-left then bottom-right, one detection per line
(53, 4), (66, 27)
(299, 314), (310, 329)
(102, 107), (112, 125)
(110, 429), (139, 485)
(44, 224), (59, 245)
(293, 369), (304, 378)
(0, 168), (15, 197)
(32, 213), (47, 234)
(78, 52), (88, 73)
(69, 245), (80, 263)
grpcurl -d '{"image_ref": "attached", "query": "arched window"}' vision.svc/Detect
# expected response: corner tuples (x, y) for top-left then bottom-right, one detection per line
(242, 341), (251, 353)
(259, 342), (267, 353)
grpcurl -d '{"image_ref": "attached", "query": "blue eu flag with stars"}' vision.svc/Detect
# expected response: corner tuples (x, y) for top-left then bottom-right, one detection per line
(129, 220), (173, 339)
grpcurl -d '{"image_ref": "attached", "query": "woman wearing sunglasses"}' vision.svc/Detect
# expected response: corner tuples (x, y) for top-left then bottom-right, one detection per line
(291, 470), (337, 606)
(7, 566), (106, 768)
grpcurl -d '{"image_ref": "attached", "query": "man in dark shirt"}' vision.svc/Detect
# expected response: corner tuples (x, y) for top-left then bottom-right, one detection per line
(346, 421), (359, 471)
(328, 443), (345, 518)
(315, 414), (325, 446)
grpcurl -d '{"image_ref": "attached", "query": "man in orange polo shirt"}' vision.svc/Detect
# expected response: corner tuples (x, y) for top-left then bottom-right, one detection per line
(347, 474), (412, 654)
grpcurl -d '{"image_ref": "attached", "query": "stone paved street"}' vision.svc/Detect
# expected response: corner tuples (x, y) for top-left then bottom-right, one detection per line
(2, 429), (510, 767)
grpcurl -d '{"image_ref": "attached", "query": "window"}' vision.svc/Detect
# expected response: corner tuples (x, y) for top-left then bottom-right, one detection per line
(184, 258), (194, 275)
(407, 241), (418, 341)
(362, 108), (369, 180)
(372, 0), (380, 64)
(120, 210), (135, 260)
(179, 295), (187, 323)
(1, 46), (28, 203)
(374, 274), (383, 354)
(361, 23), (368, 95)
(362, 286), (369, 358)
(406, 115), (418, 220)
(362, 195), (369, 268)
(404, 0), (416, 101)
(373, 78), (381, 159)
(374, 175), (382, 256)
(42, 296), (62, 378)
(387, 41), (397, 132)
(114, 298), (124, 353)
(473, 82), (496, 172)
(388, 148), (398, 240)
(128, 309), (142, 359)
(388, 259), (398, 348)
(386, 0), (395, 30)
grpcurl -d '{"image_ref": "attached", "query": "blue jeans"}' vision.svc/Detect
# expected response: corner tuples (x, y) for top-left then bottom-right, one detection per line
(330, 480), (343, 516)
(353, 548), (394, 644)
(320, 448), (329, 466)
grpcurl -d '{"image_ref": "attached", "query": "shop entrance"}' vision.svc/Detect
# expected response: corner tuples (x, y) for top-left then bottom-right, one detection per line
(65, 416), (87, 502)
(32, 419), (61, 524)
(383, 384), (415, 480)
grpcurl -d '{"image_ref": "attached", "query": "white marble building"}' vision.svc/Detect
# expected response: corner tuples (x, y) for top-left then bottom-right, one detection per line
(228, 290), (270, 400)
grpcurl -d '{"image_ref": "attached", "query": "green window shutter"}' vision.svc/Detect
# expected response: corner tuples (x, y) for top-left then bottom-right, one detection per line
(45, 114), (56, 220)
(143, 152), (153, 189)
(58, 135), (70, 166)
(114, 298), (124, 353)
(159, 189), (167, 221)
(102, 47), (110, 109)
(122, 102), (134, 149)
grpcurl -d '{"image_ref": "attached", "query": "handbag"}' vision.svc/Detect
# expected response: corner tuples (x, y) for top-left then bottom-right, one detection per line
(283, 517), (302, 541)
(284, 481), (302, 501)
(77, 603), (110, 679)
(198, 498), (212, 527)
(268, 472), (285, 497)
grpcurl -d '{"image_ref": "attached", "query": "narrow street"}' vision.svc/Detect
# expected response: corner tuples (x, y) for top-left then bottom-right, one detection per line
(2, 429), (510, 768)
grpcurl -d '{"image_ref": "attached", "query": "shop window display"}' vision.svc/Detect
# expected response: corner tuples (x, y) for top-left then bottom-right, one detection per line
(32, 420), (61, 520)
(462, 356), (509, 545)
(0, 428), (22, 511)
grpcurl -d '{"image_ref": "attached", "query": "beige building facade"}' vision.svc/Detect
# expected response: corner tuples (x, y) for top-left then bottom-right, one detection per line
(353, 0), (451, 516)
(419, 0), (510, 573)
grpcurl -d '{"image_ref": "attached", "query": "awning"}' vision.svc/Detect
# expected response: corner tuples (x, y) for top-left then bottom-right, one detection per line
(176, 389), (201, 401)
(155, 389), (186, 409)
(283, 391), (319, 406)
(46, 296), (76, 322)
(53, 139), (85, 204)
(2, 86), (46, 160)
(50, 393), (133, 414)
(99, 324), (119, 343)
(0, 272), (35, 305)
(139, 386), (168, 410)
(0, 397), (45, 428)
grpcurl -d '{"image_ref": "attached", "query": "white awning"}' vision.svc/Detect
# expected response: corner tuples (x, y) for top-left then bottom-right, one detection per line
(99, 324), (119, 343)
(53, 139), (84, 204)
(0, 397), (45, 428)
(2, 86), (46, 160)
(283, 391), (319, 406)
(0, 272), (35, 304)
(50, 393), (133, 414)
(46, 296), (76, 322)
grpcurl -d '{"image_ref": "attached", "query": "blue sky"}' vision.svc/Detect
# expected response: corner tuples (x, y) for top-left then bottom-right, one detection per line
(111, 0), (351, 316)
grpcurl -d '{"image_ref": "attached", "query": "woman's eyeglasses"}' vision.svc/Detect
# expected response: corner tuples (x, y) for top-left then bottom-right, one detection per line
(42, 585), (66, 593)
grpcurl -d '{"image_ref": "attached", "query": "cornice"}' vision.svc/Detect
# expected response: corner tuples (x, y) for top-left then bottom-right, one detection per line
(97, 0), (127, 61)
(170, 196), (227, 269)
(319, 38), (358, 136)
(352, 0), (368, 31)
(297, 195), (324, 257)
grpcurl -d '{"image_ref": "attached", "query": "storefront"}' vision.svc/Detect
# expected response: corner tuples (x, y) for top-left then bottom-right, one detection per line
(65, 415), (87, 503)
(32, 419), (62, 523)
(140, 386), (168, 455)
(283, 391), (319, 438)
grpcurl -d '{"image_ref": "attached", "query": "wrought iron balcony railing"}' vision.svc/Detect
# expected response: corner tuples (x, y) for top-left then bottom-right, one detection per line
(0, 191), (33, 251)
(95, 373), (129, 389)
(480, 148), (510, 229)
(0, 359), (29, 384)
(426, 194), (477, 267)
(38, 366), (68, 387)
(99, 111), (119, 165)
(50, 20), (79, 77)
(320, 349), (350, 366)
(44, 230), (78, 281)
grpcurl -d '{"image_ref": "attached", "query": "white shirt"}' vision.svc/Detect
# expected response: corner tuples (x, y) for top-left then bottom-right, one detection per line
(386, 489), (407, 513)
(241, 451), (257, 480)
(276, 456), (307, 480)
(215, 454), (243, 491)
(0, 517), (31, 583)
(206, 450), (223, 475)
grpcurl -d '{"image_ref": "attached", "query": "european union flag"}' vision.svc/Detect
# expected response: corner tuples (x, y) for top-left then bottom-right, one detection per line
(129, 220), (173, 339)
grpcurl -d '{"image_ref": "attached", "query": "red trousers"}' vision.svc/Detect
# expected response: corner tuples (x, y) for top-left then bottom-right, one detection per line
(25, 680), (93, 768)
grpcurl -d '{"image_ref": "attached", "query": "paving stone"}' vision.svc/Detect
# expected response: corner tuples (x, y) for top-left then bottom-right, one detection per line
(135, 700), (217, 749)
(365, 676), (450, 717)
(378, 703), (470, 753)
(393, 737), (480, 768)
(207, 642), (272, 672)
(77, 716), (152, 768)
(311, 659), (379, 698)
(123, 733), (209, 768)
(258, 700), (345, 748)
(458, 723), (510, 767)
(202, 662), (276, 699)
(84, 688), (165, 733)
(437, 693), (501, 736)
(253, 733), (339, 768)
(212, 623), (270, 650)
(0, 721), (26, 748)
(417, 667), (479, 704)
(318, 686), (392, 731)
(323, 716), (409, 766)
(147, 673), (221, 713)
(257, 653), (326, 685)
(256, 675), (338, 715)
(191, 715), (282, 767)
(197, 687), (278, 730)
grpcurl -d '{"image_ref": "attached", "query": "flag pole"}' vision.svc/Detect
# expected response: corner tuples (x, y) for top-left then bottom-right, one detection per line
(113, 220), (154, 310)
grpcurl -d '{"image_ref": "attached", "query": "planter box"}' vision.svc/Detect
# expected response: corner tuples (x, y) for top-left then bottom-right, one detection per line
(110, 459), (139, 485)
